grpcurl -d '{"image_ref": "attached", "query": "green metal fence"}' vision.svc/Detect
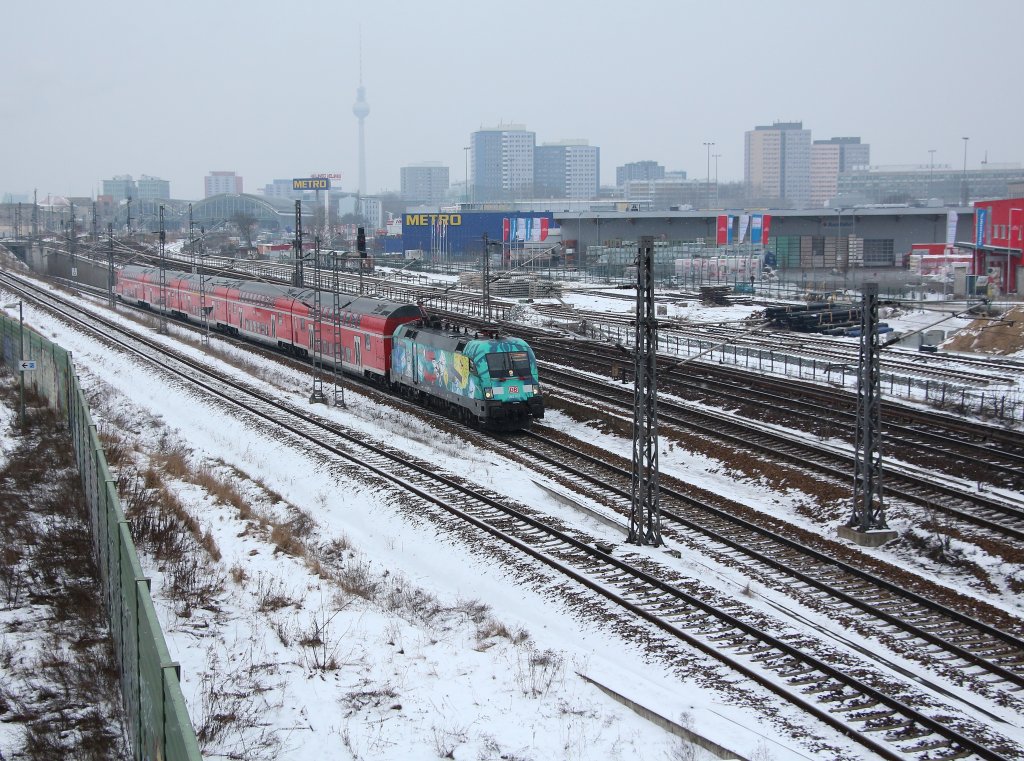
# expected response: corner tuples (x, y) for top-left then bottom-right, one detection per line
(0, 313), (203, 761)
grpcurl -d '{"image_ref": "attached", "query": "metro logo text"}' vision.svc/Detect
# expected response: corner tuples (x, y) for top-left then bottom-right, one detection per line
(404, 214), (462, 226)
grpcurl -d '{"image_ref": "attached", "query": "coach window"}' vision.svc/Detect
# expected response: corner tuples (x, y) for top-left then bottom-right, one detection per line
(364, 334), (371, 350)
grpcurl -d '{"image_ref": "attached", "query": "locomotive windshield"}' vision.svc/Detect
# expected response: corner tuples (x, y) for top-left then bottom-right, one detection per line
(485, 351), (533, 379)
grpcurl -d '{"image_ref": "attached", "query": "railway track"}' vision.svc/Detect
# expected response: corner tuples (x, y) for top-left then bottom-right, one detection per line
(537, 363), (1024, 546)
(5, 273), (1024, 759)
(528, 301), (1024, 389)
(528, 334), (1024, 492)
(500, 428), (1024, 697)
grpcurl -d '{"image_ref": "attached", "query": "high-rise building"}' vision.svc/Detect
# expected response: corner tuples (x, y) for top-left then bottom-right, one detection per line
(534, 140), (600, 200)
(616, 161), (666, 188)
(744, 121), (812, 208)
(205, 171), (243, 198)
(102, 175), (137, 202)
(811, 137), (870, 207)
(471, 124), (535, 203)
(136, 175), (170, 201)
(400, 163), (450, 205)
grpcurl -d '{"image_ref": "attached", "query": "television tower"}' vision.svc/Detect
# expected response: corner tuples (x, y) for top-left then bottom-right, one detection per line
(352, 37), (370, 194)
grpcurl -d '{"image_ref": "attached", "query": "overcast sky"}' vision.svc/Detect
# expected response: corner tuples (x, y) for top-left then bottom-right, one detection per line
(3, 0), (1021, 201)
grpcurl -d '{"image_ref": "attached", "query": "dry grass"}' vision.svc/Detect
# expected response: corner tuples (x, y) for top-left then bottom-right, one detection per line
(0, 387), (130, 760)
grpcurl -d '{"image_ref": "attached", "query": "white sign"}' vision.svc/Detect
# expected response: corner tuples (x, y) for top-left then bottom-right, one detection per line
(19, 360), (36, 371)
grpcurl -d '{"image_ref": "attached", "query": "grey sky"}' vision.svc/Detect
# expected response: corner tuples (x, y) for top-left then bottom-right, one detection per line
(3, 0), (1020, 201)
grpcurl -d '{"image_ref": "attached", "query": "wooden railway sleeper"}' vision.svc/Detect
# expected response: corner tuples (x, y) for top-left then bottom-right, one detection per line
(830, 697), (881, 714)
(817, 688), (863, 704)
(886, 724), (934, 742)
(861, 718), (913, 733)
(789, 673), (831, 688)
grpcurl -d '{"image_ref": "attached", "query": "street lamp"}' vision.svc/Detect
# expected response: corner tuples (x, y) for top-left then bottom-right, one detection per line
(928, 149), (936, 201)
(713, 153), (721, 207)
(703, 141), (715, 210)
(3, 300), (25, 428)
(961, 137), (969, 206)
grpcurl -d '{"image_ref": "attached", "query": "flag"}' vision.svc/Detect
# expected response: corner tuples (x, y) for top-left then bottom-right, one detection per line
(716, 215), (729, 245)
(751, 214), (763, 244)
(945, 211), (957, 246)
(516, 218), (526, 241)
(737, 214), (750, 244)
(503, 218), (511, 242)
(540, 217), (549, 241)
(726, 216), (734, 244)
(975, 208), (987, 246)
(762, 214), (772, 244)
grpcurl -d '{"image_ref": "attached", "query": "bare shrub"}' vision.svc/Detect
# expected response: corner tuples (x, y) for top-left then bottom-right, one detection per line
(229, 563), (248, 586)
(475, 618), (529, 650)
(167, 553), (225, 616)
(335, 560), (381, 600)
(253, 573), (297, 613)
(194, 465), (251, 517)
(270, 523), (303, 556)
(341, 685), (399, 715)
(195, 645), (282, 760)
(382, 584), (444, 625)
(514, 646), (565, 698)
(296, 604), (347, 672)
(431, 723), (468, 759)
(152, 443), (191, 479)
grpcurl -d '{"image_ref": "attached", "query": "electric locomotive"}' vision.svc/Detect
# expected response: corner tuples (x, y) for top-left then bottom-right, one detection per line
(115, 265), (543, 431)
(390, 319), (544, 430)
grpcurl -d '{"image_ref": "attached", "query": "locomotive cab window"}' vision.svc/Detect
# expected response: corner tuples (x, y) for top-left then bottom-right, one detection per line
(485, 351), (532, 379)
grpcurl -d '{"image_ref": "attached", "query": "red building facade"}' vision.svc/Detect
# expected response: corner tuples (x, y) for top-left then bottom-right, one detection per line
(972, 197), (1024, 295)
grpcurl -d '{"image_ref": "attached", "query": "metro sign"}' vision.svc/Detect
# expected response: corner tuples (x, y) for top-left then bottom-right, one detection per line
(292, 177), (331, 190)
(19, 360), (36, 371)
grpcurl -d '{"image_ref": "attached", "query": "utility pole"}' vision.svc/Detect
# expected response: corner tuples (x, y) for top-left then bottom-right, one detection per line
(482, 233), (492, 322)
(840, 282), (896, 547)
(628, 236), (662, 547)
(357, 226), (366, 295)
(292, 200), (304, 286)
(331, 251), (346, 408)
(961, 137), (969, 206)
(107, 224), (115, 310)
(158, 205), (168, 334)
(189, 205), (210, 348)
(703, 141), (714, 210)
(309, 236), (327, 405)
(928, 149), (936, 201)
(68, 201), (76, 269)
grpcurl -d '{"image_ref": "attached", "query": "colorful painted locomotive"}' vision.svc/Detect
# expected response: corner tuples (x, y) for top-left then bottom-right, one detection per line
(115, 265), (543, 430)
(391, 321), (543, 430)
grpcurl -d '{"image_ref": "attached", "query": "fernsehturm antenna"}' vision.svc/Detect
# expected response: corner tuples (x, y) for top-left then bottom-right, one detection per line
(352, 32), (370, 194)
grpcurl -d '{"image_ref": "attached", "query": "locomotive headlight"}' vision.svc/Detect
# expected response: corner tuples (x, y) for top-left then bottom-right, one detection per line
(484, 389), (493, 399)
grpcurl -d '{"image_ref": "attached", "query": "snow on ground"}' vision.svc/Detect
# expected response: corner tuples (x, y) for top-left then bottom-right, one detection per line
(2, 272), (1023, 760)
(2, 285), (821, 760)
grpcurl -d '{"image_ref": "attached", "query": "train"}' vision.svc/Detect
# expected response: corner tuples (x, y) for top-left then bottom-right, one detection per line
(114, 265), (544, 430)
